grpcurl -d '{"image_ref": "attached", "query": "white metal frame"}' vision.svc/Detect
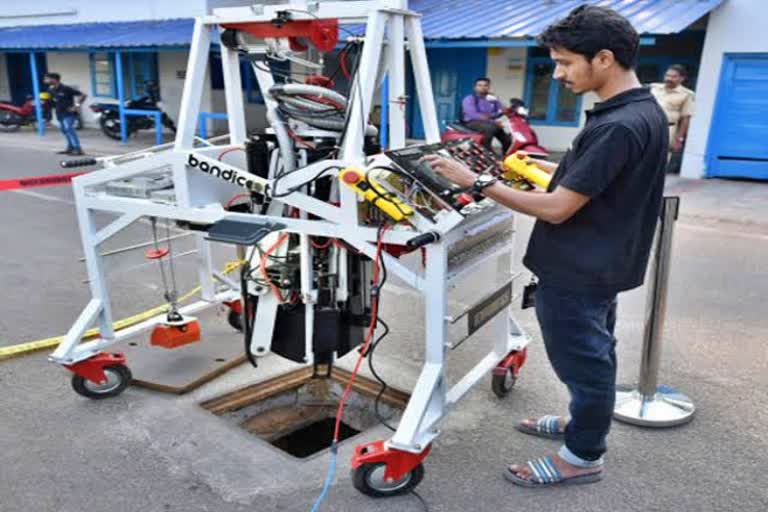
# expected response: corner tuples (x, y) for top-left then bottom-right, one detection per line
(51, 0), (529, 455)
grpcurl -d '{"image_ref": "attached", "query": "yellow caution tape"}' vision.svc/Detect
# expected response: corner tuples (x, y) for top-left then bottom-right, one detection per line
(0, 260), (243, 361)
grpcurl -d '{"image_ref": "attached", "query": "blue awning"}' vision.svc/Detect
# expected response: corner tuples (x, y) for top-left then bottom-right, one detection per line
(0, 18), (194, 51)
(409, 0), (725, 39)
(0, 0), (724, 51)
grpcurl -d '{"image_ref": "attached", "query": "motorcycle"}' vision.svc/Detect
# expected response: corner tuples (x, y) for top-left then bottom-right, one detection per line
(441, 98), (548, 159)
(0, 93), (53, 132)
(90, 95), (176, 140)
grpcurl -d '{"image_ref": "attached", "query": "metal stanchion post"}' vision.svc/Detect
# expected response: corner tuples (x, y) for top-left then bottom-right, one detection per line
(614, 196), (695, 427)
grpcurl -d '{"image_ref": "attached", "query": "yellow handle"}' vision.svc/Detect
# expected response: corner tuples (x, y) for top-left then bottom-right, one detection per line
(338, 168), (413, 222)
(502, 153), (552, 189)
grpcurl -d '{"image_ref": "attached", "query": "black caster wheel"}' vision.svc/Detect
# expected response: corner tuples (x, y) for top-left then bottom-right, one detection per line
(71, 364), (132, 399)
(352, 462), (424, 498)
(227, 309), (243, 332)
(491, 368), (517, 398)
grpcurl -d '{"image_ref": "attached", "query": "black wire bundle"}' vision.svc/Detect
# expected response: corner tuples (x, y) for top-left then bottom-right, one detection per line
(364, 224), (396, 431)
(270, 164), (341, 199)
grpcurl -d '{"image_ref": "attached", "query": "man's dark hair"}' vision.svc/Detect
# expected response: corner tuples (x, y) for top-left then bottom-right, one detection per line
(475, 77), (491, 84)
(44, 72), (61, 81)
(537, 5), (640, 70)
(667, 64), (688, 78)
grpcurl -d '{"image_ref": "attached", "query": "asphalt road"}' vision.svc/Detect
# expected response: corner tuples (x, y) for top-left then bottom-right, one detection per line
(1, 138), (767, 512)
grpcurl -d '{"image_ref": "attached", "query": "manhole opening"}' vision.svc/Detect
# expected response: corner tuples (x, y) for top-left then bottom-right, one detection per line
(272, 417), (359, 458)
(201, 367), (409, 459)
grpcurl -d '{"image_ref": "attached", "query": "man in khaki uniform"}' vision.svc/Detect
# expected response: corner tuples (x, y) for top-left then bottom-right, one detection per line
(650, 64), (695, 173)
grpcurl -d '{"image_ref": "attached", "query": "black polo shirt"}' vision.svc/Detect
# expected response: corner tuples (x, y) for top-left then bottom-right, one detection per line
(523, 87), (668, 294)
(49, 84), (82, 120)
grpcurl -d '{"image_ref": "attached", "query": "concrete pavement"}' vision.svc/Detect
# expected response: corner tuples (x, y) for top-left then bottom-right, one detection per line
(1, 132), (767, 512)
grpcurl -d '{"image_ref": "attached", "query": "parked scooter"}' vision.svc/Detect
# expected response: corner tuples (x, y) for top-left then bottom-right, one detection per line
(0, 93), (53, 132)
(89, 82), (176, 140)
(441, 98), (548, 158)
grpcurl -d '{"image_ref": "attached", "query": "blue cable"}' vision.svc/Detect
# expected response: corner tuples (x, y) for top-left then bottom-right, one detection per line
(309, 442), (338, 512)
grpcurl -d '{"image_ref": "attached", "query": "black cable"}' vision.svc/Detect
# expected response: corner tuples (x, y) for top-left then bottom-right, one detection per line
(368, 317), (395, 431)
(364, 168), (411, 219)
(326, 39), (356, 85)
(364, 225), (396, 431)
(271, 165), (340, 198)
(241, 249), (259, 368)
(410, 489), (431, 512)
(333, 40), (362, 149)
(354, 43), (368, 148)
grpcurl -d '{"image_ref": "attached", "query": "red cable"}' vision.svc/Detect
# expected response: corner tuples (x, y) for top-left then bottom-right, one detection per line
(340, 48), (351, 80)
(309, 237), (334, 250)
(287, 129), (316, 149)
(224, 193), (250, 209)
(260, 233), (290, 304)
(332, 226), (389, 442)
(218, 147), (244, 161)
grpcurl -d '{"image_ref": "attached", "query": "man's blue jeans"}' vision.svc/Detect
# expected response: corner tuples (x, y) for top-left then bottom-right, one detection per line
(59, 114), (81, 150)
(534, 281), (618, 464)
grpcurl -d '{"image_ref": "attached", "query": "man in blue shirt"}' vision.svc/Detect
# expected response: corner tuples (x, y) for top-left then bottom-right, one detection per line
(44, 72), (86, 156)
(424, 5), (667, 488)
(461, 77), (511, 154)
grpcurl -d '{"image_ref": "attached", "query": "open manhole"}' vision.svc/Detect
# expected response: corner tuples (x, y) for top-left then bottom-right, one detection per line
(200, 367), (409, 459)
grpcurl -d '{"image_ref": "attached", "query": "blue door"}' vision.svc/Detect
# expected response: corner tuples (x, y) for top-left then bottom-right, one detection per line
(6, 53), (47, 105)
(407, 48), (487, 139)
(707, 54), (768, 179)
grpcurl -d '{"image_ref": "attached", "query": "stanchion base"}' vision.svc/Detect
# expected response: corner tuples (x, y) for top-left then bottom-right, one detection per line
(613, 384), (695, 427)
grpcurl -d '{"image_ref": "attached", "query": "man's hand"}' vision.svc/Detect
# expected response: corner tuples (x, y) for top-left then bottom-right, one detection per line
(420, 154), (476, 188)
(670, 139), (683, 153)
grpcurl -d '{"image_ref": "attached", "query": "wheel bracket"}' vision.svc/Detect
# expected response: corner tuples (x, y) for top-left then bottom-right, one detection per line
(351, 440), (431, 482)
(64, 351), (127, 384)
(492, 347), (527, 377)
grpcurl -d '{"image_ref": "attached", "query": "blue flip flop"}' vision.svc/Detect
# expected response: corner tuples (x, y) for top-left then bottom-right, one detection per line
(515, 415), (565, 440)
(503, 456), (604, 488)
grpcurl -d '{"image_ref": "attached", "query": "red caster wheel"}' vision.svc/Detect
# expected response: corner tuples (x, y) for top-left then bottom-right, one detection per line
(352, 462), (424, 497)
(71, 363), (132, 399)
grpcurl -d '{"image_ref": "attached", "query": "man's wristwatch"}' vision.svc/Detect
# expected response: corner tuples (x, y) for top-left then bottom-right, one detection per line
(471, 174), (498, 195)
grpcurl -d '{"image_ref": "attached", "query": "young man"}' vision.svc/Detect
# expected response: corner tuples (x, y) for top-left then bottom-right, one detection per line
(461, 77), (512, 154)
(43, 72), (86, 156)
(423, 5), (668, 487)
(650, 64), (695, 174)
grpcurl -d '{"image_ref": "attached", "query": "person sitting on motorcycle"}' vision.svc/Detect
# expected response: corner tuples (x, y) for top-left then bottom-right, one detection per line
(461, 77), (512, 155)
(43, 72), (86, 156)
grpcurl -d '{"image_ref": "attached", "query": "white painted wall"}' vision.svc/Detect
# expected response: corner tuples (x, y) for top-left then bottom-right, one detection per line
(0, 54), (9, 100)
(533, 93), (599, 152)
(45, 52), (96, 125)
(680, 0), (768, 178)
(158, 51), (215, 132)
(210, 89), (269, 135)
(486, 47), (527, 105)
(485, 46), (599, 152)
(0, 0), (207, 27)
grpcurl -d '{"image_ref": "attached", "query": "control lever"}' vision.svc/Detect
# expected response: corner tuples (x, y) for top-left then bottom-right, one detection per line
(406, 231), (441, 249)
(60, 158), (98, 168)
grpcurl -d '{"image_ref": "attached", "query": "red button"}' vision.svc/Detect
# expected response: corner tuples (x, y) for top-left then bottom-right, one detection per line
(456, 193), (474, 205)
(342, 171), (362, 185)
